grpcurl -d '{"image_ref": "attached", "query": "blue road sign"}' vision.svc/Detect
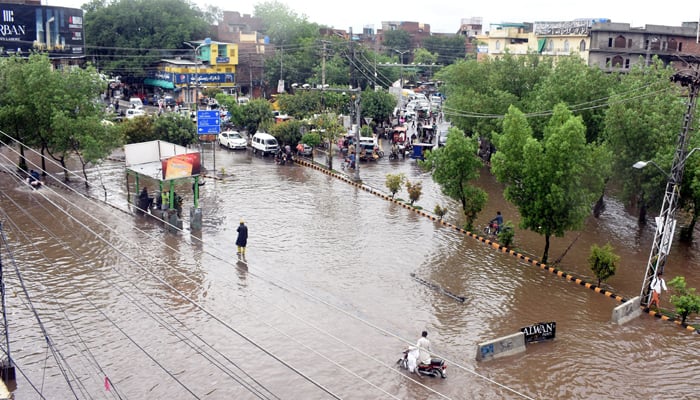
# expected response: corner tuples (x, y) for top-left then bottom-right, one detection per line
(197, 110), (220, 134)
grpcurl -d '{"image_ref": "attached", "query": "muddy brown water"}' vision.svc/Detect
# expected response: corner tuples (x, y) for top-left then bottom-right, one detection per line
(0, 141), (697, 399)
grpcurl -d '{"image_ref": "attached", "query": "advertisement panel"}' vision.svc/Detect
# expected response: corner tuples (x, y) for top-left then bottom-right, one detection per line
(0, 4), (84, 58)
(174, 73), (235, 85)
(161, 153), (201, 180)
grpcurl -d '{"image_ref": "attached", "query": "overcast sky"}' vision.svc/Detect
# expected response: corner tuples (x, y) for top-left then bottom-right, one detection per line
(52, 0), (699, 34)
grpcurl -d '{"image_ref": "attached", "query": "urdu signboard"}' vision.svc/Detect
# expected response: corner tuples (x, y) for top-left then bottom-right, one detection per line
(0, 4), (84, 58)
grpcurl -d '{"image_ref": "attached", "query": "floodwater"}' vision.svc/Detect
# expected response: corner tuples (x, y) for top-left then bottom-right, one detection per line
(0, 140), (697, 400)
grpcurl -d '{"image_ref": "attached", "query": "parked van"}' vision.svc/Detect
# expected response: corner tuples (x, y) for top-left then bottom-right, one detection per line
(251, 132), (278, 156)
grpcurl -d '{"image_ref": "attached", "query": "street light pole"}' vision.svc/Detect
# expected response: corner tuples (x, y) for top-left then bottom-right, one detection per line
(184, 38), (211, 110)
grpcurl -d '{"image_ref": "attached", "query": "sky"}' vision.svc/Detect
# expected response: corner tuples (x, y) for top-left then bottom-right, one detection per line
(49, 0), (699, 34)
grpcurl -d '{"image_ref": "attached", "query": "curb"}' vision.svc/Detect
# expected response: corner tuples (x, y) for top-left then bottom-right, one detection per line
(294, 158), (698, 334)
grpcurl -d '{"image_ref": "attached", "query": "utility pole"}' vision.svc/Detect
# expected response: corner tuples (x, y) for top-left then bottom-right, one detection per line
(639, 69), (700, 306)
(0, 223), (16, 383)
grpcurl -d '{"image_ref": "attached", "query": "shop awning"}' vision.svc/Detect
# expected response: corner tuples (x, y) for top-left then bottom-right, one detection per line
(144, 78), (175, 90)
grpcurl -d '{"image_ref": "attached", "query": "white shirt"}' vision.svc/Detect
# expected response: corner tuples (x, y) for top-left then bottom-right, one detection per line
(651, 276), (667, 294)
(417, 336), (431, 365)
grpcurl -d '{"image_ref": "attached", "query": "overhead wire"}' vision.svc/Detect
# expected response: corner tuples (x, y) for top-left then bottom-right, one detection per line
(0, 127), (536, 396)
(0, 146), (343, 400)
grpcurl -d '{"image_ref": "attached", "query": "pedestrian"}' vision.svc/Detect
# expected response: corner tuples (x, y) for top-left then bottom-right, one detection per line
(648, 271), (667, 310)
(236, 219), (248, 260)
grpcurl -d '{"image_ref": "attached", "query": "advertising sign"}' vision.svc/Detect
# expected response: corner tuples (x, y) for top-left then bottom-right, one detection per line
(174, 73), (235, 85)
(520, 321), (556, 343)
(0, 4), (84, 57)
(161, 153), (201, 180)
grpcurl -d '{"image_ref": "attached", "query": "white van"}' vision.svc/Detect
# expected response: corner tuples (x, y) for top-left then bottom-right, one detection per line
(251, 132), (278, 156)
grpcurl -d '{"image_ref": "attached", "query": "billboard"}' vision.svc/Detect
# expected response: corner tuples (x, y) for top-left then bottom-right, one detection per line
(0, 4), (84, 58)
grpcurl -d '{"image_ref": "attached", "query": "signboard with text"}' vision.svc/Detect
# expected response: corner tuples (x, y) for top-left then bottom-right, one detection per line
(0, 4), (84, 57)
(197, 110), (220, 135)
(520, 321), (556, 343)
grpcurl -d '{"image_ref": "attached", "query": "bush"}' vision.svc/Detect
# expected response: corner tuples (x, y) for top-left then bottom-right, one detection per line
(385, 173), (405, 198)
(668, 276), (700, 325)
(434, 204), (447, 220)
(405, 180), (422, 205)
(497, 221), (515, 247)
(588, 243), (619, 287)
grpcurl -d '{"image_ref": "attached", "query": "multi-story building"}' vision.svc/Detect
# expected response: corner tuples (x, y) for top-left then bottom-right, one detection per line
(588, 22), (700, 72)
(457, 17), (483, 55)
(148, 40), (238, 105)
(534, 20), (592, 61)
(212, 11), (267, 98)
(476, 23), (535, 60)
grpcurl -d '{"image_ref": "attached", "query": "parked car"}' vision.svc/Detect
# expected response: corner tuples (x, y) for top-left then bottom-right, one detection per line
(251, 132), (278, 156)
(219, 131), (247, 150)
(297, 143), (313, 157)
(129, 97), (144, 109)
(125, 108), (146, 119)
(164, 95), (176, 107)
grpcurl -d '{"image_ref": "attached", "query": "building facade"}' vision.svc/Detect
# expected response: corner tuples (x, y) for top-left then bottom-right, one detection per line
(589, 22), (700, 71)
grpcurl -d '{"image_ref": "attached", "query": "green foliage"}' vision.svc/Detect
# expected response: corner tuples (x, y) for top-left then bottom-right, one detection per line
(436, 53), (552, 138)
(603, 58), (685, 216)
(492, 104), (604, 263)
(152, 113), (198, 146)
(242, 99), (274, 134)
(420, 128), (486, 230)
(360, 90), (397, 125)
(497, 221), (515, 247)
(433, 204), (447, 220)
(421, 35), (466, 65)
(301, 132), (321, 147)
(588, 243), (619, 286)
(382, 30), (412, 55)
(405, 180), (423, 206)
(667, 276), (700, 325)
(269, 119), (303, 146)
(385, 173), (405, 198)
(84, 0), (210, 80)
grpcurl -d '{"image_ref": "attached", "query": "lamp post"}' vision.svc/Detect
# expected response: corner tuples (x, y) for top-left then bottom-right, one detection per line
(183, 38), (211, 110)
(393, 49), (410, 90)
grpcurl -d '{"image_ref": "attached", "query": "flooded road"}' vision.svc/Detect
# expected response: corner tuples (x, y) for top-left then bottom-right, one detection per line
(0, 141), (698, 399)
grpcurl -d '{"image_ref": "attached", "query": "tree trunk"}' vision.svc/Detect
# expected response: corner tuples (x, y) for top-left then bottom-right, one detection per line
(542, 235), (550, 264)
(18, 145), (27, 172)
(593, 193), (605, 218)
(679, 205), (697, 242)
(638, 202), (647, 225)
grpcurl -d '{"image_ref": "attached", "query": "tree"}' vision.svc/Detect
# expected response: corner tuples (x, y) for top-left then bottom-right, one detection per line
(588, 243), (619, 287)
(269, 119), (303, 148)
(433, 204), (447, 220)
(84, 0), (210, 81)
(241, 99), (275, 134)
(603, 58), (684, 224)
(421, 35), (466, 65)
(361, 89), (396, 127)
(420, 127), (486, 230)
(385, 173), (406, 198)
(405, 180), (423, 206)
(382, 30), (412, 56)
(667, 276), (700, 325)
(301, 131), (321, 161)
(492, 104), (604, 263)
(313, 113), (345, 170)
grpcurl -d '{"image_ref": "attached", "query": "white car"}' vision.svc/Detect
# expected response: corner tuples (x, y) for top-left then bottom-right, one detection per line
(125, 108), (146, 119)
(219, 131), (247, 150)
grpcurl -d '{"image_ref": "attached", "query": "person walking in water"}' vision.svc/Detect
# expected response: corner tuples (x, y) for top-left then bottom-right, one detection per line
(648, 271), (667, 310)
(236, 219), (248, 260)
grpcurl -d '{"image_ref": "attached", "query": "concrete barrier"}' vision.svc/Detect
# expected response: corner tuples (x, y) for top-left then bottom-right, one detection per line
(611, 296), (642, 325)
(476, 332), (526, 361)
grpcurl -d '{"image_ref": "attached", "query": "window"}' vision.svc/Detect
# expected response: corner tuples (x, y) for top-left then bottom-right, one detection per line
(579, 40), (586, 51)
(612, 55), (624, 67)
(564, 40), (570, 52)
(625, 59), (630, 68)
(605, 57), (611, 66)
(679, 42), (683, 52)
(495, 40), (501, 51)
(547, 39), (553, 51)
(608, 38), (613, 47)
(628, 39), (632, 48)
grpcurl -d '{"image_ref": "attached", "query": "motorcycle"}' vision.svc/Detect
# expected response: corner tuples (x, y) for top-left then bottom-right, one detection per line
(397, 347), (447, 378)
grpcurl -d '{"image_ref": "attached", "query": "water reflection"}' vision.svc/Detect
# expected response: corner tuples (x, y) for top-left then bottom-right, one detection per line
(0, 145), (698, 399)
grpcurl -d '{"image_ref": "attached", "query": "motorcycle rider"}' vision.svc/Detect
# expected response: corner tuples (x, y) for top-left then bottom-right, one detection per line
(489, 211), (503, 234)
(416, 331), (431, 365)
